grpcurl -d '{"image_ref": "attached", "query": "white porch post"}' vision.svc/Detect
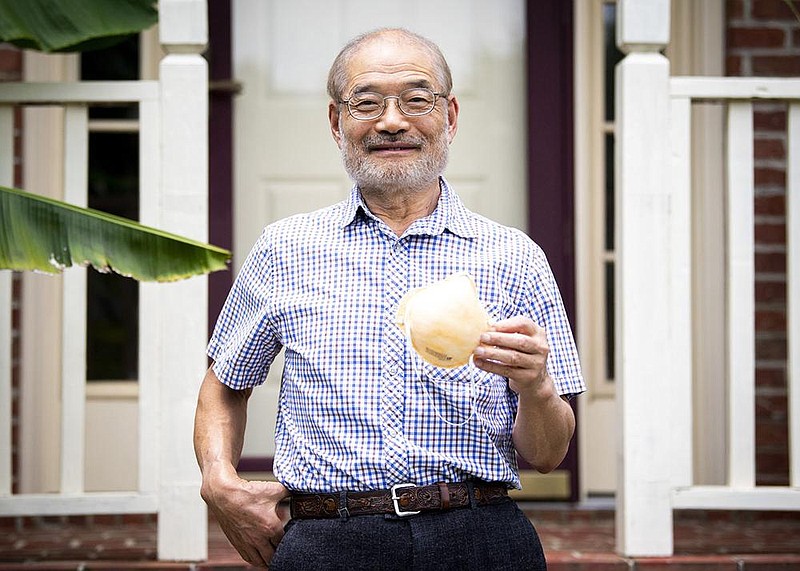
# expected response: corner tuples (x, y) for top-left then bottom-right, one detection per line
(157, 0), (209, 561)
(615, 0), (674, 557)
(0, 108), (12, 497)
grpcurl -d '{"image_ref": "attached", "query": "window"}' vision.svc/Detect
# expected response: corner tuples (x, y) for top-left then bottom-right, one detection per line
(81, 36), (141, 381)
(578, 0), (624, 393)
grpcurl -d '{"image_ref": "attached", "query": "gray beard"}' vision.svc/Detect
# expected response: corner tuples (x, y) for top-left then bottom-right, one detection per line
(340, 125), (450, 197)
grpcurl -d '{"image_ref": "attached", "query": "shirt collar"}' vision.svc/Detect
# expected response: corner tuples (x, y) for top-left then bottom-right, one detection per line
(339, 177), (477, 239)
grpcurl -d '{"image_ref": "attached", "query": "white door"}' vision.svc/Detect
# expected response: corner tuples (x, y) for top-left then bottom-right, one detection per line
(232, 0), (528, 466)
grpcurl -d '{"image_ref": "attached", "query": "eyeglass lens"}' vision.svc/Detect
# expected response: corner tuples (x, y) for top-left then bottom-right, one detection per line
(347, 89), (437, 119)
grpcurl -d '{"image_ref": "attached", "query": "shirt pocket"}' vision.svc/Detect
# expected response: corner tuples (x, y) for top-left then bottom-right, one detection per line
(414, 361), (513, 433)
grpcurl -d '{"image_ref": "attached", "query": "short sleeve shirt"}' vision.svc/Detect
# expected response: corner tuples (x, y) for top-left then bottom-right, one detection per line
(208, 178), (585, 492)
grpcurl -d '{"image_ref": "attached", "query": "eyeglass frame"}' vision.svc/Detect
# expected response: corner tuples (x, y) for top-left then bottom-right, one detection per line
(339, 88), (446, 121)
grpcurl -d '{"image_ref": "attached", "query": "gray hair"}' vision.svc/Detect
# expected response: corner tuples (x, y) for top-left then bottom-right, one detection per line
(326, 28), (453, 101)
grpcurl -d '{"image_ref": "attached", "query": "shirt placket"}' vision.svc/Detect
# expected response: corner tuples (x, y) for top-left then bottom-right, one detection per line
(381, 235), (411, 484)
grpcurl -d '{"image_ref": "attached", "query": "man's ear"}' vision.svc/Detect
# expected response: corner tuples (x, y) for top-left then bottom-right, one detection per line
(446, 95), (460, 144)
(329, 101), (343, 148)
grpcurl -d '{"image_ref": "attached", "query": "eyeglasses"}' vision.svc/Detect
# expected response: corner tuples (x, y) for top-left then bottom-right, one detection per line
(341, 88), (443, 121)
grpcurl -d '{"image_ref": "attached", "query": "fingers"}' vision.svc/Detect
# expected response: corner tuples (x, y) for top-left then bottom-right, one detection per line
(473, 316), (549, 388)
(210, 480), (291, 568)
(222, 517), (281, 568)
(477, 317), (548, 360)
(237, 543), (272, 568)
(219, 520), (273, 568)
(488, 315), (538, 336)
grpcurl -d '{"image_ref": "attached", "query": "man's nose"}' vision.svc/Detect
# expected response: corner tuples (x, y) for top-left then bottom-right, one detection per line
(376, 97), (410, 132)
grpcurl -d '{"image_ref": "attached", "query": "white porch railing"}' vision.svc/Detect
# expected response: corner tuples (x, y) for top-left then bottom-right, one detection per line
(669, 77), (800, 513)
(0, 78), (208, 560)
(617, 51), (800, 563)
(0, 82), (161, 513)
(615, 0), (800, 557)
(0, 1), (210, 562)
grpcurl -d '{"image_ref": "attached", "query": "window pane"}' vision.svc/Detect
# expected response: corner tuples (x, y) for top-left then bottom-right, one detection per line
(87, 273), (138, 380)
(81, 36), (142, 381)
(605, 260), (615, 381)
(81, 35), (139, 120)
(86, 132), (140, 381)
(605, 132), (615, 251)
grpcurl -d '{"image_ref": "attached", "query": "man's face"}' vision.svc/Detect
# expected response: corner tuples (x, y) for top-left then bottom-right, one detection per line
(329, 37), (459, 196)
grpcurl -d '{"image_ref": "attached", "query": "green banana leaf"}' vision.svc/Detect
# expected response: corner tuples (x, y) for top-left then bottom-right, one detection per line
(0, 185), (230, 282)
(0, 0), (157, 53)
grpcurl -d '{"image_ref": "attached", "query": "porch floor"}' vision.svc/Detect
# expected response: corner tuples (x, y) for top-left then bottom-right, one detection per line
(1, 501), (799, 570)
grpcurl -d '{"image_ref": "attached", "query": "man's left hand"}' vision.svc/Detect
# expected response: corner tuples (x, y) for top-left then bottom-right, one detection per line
(472, 316), (549, 395)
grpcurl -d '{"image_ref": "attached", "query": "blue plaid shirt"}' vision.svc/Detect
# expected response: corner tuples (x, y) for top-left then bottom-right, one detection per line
(208, 178), (585, 492)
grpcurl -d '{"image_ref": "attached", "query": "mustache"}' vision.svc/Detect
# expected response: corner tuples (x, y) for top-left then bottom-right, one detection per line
(361, 134), (426, 149)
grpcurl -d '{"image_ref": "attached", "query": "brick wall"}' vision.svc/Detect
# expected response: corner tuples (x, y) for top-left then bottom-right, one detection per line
(727, 0), (799, 485)
(0, 42), (22, 493)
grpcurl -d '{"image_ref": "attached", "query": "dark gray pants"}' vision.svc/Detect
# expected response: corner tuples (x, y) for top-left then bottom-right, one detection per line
(271, 497), (546, 570)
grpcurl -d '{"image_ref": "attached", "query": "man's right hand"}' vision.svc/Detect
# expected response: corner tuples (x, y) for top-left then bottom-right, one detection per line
(201, 466), (291, 568)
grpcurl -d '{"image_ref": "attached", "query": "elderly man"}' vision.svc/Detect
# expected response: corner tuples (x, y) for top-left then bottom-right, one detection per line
(194, 28), (584, 570)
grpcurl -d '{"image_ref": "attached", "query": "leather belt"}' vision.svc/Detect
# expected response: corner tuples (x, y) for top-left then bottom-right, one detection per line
(290, 481), (508, 519)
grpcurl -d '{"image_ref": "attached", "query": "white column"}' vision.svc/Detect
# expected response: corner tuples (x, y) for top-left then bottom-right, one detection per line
(615, 0), (674, 557)
(725, 102), (756, 488)
(0, 106), (13, 497)
(788, 103), (800, 487)
(156, 0), (209, 561)
(60, 106), (89, 494)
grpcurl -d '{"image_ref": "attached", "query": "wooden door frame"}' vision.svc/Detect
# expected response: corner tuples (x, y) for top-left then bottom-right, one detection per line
(526, 0), (579, 501)
(207, 0), (235, 337)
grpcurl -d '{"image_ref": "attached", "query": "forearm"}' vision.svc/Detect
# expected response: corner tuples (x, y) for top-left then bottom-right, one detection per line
(193, 366), (251, 489)
(512, 374), (575, 473)
(193, 366), (289, 567)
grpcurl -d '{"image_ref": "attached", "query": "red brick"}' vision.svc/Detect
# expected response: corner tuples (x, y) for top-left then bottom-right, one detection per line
(754, 109), (787, 131)
(756, 394), (788, 418)
(120, 513), (156, 525)
(751, 0), (798, 20)
(754, 221), (786, 244)
(757, 419), (789, 446)
(752, 55), (800, 76)
(726, 54), (743, 75)
(65, 515), (95, 527)
(756, 449), (789, 476)
(756, 366), (786, 387)
(755, 251), (786, 273)
(728, 0), (745, 19)
(0, 517), (19, 530)
(756, 309), (786, 330)
(728, 26), (786, 48)
(0, 47), (22, 74)
(89, 514), (120, 525)
(754, 137), (786, 159)
(756, 336), (786, 359)
(754, 194), (785, 215)
(755, 280), (786, 302)
(756, 472), (790, 487)
(755, 167), (786, 186)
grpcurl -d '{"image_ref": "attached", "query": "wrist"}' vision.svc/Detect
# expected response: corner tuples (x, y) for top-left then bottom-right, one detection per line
(200, 461), (242, 502)
(515, 374), (558, 403)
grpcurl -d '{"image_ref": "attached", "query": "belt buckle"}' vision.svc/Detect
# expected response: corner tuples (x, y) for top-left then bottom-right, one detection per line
(391, 483), (421, 517)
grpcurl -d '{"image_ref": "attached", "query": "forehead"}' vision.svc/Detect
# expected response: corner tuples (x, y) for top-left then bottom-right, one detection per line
(343, 36), (439, 93)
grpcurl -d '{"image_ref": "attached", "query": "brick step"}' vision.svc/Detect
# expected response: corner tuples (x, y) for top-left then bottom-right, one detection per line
(3, 555), (800, 571)
(547, 553), (800, 570)
(1, 505), (798, 570)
